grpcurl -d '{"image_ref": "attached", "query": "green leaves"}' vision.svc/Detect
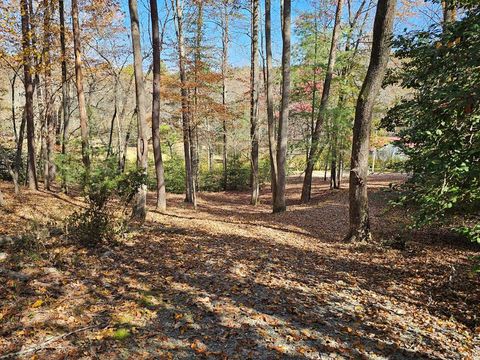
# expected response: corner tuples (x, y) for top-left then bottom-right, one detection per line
(383, 7), (480, 248)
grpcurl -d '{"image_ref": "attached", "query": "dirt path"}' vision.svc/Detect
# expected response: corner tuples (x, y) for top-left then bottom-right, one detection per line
(0, 174), (479, 359)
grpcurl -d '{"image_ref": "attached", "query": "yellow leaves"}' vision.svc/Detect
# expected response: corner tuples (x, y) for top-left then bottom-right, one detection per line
(190, 339), (207, 354)
(31, 299), (43, 308)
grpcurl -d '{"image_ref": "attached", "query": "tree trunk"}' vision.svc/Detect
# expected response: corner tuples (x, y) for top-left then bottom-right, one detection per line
(250, 0), (260, 205)
(20, 0), (38, 190)
(221, 0), (229, 191)
(265, 0), (277, 203)
(150, 0), (167, 212)
(301, 0), (343, 203)
(273, 0), (290, 213)
(42, 0), (55, 190)
(441, 0), (456, 29)
(128, 0), (149, 221)
(0, 189), (4, 207)
(345, 0), (396, 243)
(72, 0), (90, 171)
(173, 0), (196, 207)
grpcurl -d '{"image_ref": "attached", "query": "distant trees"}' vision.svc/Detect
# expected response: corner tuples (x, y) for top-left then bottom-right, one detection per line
(301, 0), (344, 203)
(345, 0), (397, 242)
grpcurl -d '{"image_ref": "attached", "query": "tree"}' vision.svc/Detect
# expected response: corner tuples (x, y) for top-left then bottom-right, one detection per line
(150, 0), (167, 212)
(20, 0), (38, 190)
(221, 0), (230, 191)
(265, 0), (277, 202)
(128, 0), (149, 220)
(273, 0), (291, 213)
(301, 0), (344, 203)
(173, 0), (196, 207)
(345, 0), (397, 242)
(383, 6), (480, 243)
(72, 0), (91, 171)
(59, 0), (70, 190)
(250, 0), (260, 205)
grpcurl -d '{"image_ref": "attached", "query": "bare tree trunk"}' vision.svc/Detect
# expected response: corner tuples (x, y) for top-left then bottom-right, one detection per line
(72, 0), (90, 171)
(265, 0), (277, 203)
(20, 0), (38, 190)
(301, 0), (343, 203)
(59, 0), (69, 191)
(345, 0), (396, 242)
(128, 0), (149, 221)
(191, 0), (203, 192)
(173, 0), (196, 207)
(42, 0), (55, 190)
(221, 0), (229, 191)
(250, 0), (260, 205)
(150, 0), (167, 212)
(0, 189), (4, 207)
(273, 0), (290, 213)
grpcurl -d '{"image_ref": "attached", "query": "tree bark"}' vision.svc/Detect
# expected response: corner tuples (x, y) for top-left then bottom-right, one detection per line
(221, 0), (229, 191)
(42, 0), (55, 190)
(301, 0), (343, 203)
(265, 0), (277, 203)
(72, 0), (90, 171)
(128, 0), (149, 221)
(441, 0), (456, 29)
(250, 0), (260, 205)
(345, 0), (396, 242)
(20, 0), (38, 190)
(273, 0), (291, 213)
(150, 0), (167, 212)
(173, 0), (196, 207)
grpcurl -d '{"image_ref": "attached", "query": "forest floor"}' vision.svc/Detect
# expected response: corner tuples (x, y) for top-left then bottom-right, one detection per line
(0, 173), (479, 359)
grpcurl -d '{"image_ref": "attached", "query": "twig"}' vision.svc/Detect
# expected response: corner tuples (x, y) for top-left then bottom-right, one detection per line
(0, 325), (97, 359)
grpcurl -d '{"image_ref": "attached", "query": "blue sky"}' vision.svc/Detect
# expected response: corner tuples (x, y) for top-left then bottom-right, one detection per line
(117, 0), (442, 69)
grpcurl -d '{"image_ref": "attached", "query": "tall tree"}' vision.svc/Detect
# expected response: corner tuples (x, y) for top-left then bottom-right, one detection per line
(301, 0), (344, 203)
(20, 0), (38, 190)
(59, 0), (69, 177)
(42, 0), (55, 190)
(265, 0), (277, 202)
(250, 0), (260, 205)
(345, 0), (396, 242)
(173, 0), (196, 207)
(273, 0), (291, 213)
(221, 0), (230, 190)
(72, 0), (90, 171)
(150, 0), (167, 212)
(128, 0), (149, 220)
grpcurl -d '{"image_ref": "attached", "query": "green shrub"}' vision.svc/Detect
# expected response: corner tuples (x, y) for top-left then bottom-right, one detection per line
(162, 156), (186, 194)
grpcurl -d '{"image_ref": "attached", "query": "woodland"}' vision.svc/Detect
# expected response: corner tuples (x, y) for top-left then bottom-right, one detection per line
(0, 0), (479, 358)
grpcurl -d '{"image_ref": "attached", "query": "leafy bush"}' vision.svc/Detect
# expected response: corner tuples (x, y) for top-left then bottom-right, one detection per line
(162, 156), (186, 194)
(66, 160), (141, 247)
(225, 155), (250, 191)
(383, 8), (480, 245)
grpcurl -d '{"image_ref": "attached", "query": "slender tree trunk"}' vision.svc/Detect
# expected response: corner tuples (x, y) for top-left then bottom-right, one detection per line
(20, 0), (38, 190)
(59, 0), (69, 190)
(301, 0), (343, 203)
(128, 0), (149, 220)
(173, 0), (196, 207)
(221, 0), (229, 190)
(150, 0), (167, 212)
(265, 0), (277, 203)
(191, 0), (203, 191)
(345, 0), (396, 242)
(0, 189), (4, 207)
(106, 81), (118, 158)
(250, 0), (260, 205)
(11, 73), (17, 143)
(42, 0), (55, 190)
(72, 0), (90, 171)
(273, 0), (291, 213)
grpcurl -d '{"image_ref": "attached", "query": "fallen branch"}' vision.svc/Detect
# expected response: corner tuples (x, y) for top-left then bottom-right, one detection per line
(0, 268), (29, 281)
(0, 325), (97, 359)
